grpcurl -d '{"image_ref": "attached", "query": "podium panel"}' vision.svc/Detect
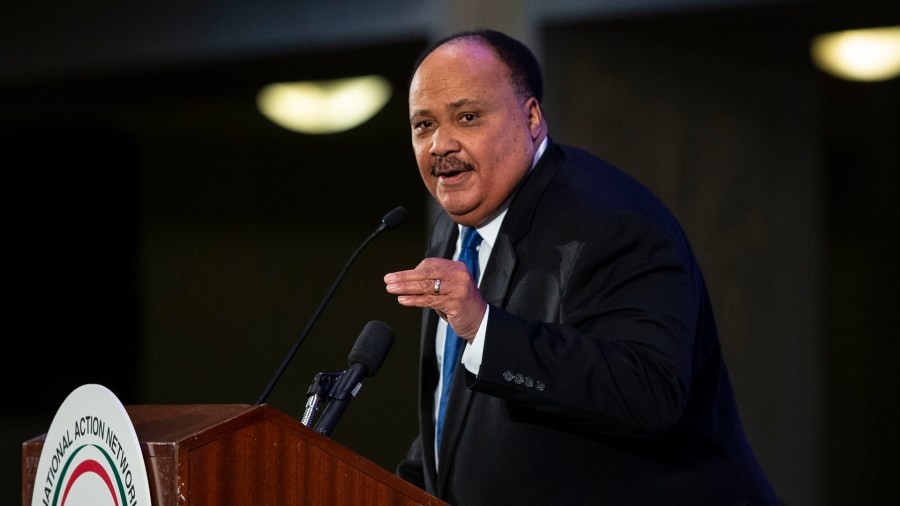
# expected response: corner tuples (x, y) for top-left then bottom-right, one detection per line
(23, 403), (445, 506)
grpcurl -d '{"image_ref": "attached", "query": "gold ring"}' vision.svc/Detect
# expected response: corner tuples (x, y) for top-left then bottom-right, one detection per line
(433, 279), (442, 294)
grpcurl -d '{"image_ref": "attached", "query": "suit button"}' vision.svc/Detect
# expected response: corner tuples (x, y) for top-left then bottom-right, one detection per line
(503, 370), (514, 382)
(513, 373), (525, 384)
(535, 381), (546, 391)
(524, 376), (534, 388)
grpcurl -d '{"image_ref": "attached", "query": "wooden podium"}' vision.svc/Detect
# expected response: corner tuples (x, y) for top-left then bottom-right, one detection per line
(22, 403), (446, 506)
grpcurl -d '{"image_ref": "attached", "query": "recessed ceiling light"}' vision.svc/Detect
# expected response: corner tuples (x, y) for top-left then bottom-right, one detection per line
(257, 75), (392, 134)
(811, 25), (900, 82)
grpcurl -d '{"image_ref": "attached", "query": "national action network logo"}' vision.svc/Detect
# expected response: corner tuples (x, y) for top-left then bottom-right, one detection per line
(31, 384), (151, 506)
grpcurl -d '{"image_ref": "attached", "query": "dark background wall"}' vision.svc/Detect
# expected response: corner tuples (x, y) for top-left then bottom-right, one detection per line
(3, 1), (898, 505)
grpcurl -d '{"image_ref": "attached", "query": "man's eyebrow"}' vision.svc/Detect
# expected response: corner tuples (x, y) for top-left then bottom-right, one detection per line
(410, 109), (430, 122)
(449, 98), (482, 108)
(410, 98), (484, 121)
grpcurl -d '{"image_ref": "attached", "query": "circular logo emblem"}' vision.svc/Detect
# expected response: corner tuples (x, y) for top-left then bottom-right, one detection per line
(30, 384), (151, 506)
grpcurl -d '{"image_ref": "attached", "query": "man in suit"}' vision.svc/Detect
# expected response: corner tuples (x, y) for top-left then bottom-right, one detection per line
(383, 29), (777, 505)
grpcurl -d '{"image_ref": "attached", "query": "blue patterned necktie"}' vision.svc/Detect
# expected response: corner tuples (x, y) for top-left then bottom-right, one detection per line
(436, 226), (483, 448)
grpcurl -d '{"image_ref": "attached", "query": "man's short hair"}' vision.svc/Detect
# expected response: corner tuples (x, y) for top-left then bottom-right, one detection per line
(410, 29), (544, 104)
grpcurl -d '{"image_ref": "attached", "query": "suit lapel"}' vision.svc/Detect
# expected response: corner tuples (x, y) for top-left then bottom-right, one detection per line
(478, 139), (565, 308)
(479, 231), (516, 306)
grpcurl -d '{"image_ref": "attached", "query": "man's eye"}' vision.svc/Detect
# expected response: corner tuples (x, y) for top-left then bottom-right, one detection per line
(461, 114), (476, 122)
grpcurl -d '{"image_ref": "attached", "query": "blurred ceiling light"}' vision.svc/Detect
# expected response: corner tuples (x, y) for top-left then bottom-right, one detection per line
(257, 75), (392, 134)
(811, 25), (900, 82)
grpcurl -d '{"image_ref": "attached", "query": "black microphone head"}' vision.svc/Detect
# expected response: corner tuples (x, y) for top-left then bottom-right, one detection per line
(348, 321), (395, 377)
(381, 206), (408, 230)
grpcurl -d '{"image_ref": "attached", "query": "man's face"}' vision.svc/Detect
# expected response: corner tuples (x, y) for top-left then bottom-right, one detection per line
(409, 39), (544, 227)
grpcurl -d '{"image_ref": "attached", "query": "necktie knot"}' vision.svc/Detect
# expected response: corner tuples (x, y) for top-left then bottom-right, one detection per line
(461, 226), (482, 250)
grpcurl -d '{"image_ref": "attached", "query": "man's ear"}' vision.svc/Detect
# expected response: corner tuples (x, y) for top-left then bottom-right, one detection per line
(525, 97), (546, 139)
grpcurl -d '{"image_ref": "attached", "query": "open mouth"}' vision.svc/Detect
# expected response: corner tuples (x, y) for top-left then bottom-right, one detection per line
(432, 157), (473, 179)
(438, 168), (467, 179)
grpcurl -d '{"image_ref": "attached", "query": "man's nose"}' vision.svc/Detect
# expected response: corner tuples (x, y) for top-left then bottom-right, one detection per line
(429, 127), (460, 157)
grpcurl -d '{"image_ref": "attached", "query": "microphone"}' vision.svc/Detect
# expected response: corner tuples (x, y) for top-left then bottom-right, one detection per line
(380, 206), (408, 231)
(313, 320), (395, 436)
(256, 206), (407, 404)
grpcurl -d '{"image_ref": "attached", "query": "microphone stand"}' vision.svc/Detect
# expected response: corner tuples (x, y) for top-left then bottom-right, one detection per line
(301, 371), (343, 427)
(256, 207), (407, 404)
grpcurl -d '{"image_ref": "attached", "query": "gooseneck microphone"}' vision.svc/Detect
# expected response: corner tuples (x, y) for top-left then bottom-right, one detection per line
(256, 206), (408, 404)
(312, 320), (395, 436)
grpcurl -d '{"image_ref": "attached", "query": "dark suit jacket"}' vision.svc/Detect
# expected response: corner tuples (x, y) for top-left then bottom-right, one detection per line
(397, 140), (778, 505)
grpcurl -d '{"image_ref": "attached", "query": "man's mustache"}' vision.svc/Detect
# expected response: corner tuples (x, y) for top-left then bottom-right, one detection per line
(431, 156), (474, 176)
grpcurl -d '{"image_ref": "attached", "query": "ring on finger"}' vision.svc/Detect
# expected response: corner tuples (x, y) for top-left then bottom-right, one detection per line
(433, 279), (442, 294)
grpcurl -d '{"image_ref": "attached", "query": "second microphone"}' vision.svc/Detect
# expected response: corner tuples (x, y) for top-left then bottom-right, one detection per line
(309, 320), (396, 436)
